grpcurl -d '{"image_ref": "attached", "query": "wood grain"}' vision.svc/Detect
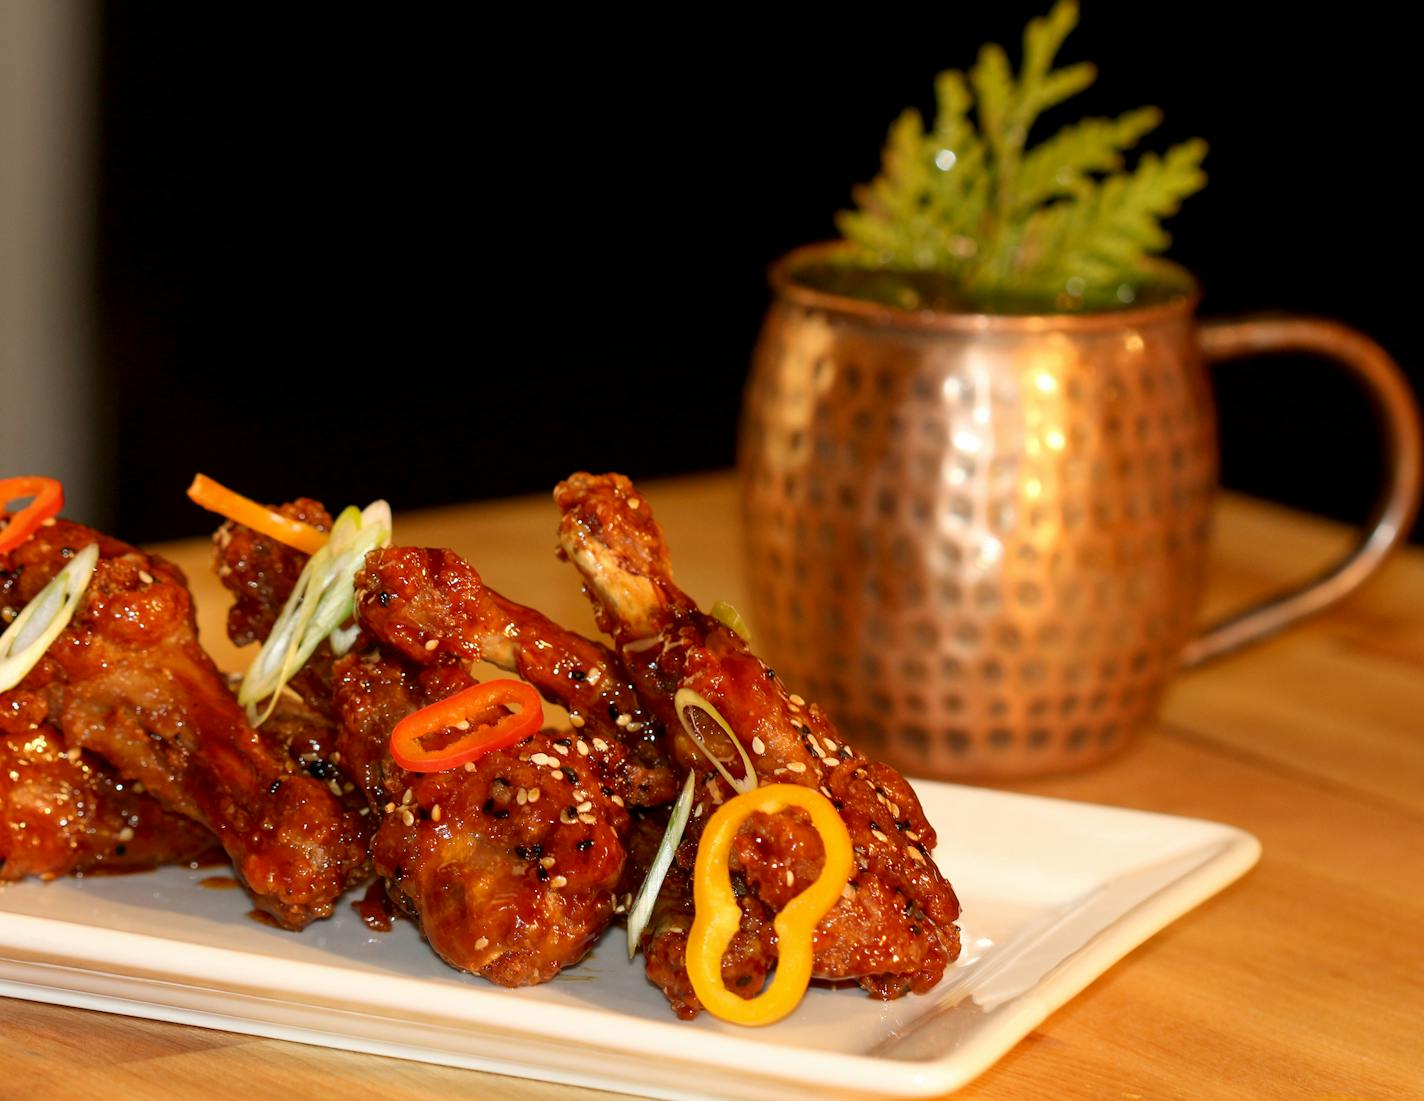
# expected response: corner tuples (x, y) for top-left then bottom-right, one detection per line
(3, 474), (1421, 1101)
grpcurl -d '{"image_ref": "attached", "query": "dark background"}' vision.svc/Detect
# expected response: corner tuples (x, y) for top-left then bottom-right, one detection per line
(94, 5), (1420, 543)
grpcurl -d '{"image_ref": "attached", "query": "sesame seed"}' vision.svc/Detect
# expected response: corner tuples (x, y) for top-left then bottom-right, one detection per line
(786, 761), (807, 774)
(586, 668), (603, 686)
(693, 803), (704, 818)
(751, 736), (766, 755)
(517, 788), (528, 805)
(819, 786), (832, 798)
(570, 714), (585, 728)
(474, 936), (489, 950)
(821, 737), (838, 754)
(431, 804), (442, 822)
(615, 713), (631, 728)
(424, 638), (439, 651)
(629, 498), (641, 510)
(328, 779), (343, 797)
(117, 826), (135, 842)
(611, 795), (624, 807)
(540, 856), (556, 868)
(578, 813), (597, 825)
(401, 789), (414, 805)
(576, 801), (593, 813)
(550, 875), (568, 889)
(889, 801), (901, 818)
(592, 737), (608, 752)
(358, 807), (370, 816)
(905, 831), (921, 842)
(66, 747), (81, 763)
(464, 761), (476, 772)
(785, 870), (794, 887)
(907, 848), (926, 864)
(138, 570), (154, 585)
(576, 739), (590, 756)
(627, 721), (644, 732)
(530, 753), (551, 766)
(841, 883), (856, 900)
(527, 788), (540, 803)
(789, 694), (806, 707)
(823, 757), (839, 768)
(553, 743), (569, 756)
(384, 802), (396, 813)
(455, 720), (471, 731)
(401, 809), (415, 827)
(872, 829), (889, 843)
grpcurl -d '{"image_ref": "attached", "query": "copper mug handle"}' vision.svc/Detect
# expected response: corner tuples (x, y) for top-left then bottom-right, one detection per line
(1180, 318), (1423, 666)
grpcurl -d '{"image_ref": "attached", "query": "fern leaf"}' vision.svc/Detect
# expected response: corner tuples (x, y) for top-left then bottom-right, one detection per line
(1015, 106), (1162, 212)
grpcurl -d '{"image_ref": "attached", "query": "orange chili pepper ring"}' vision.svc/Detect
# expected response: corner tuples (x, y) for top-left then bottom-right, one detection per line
(686, 783), (853, 1026)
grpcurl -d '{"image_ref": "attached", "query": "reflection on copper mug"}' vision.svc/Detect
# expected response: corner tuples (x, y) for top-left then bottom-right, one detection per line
(739, 243), (1421, 779)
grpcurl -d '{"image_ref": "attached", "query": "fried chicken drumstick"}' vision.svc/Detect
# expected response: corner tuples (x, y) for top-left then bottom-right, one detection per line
(2, 519), (369, 926)
(212, 503), (678, 985)
(554, 472), (962, 1017)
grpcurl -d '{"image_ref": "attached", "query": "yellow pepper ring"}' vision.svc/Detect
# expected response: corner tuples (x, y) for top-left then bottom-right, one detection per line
(687, 783), (853, 1026)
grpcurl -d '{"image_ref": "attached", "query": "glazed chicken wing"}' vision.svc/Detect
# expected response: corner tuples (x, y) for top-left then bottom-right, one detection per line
(2, 519), (369, 927)
(554, 473), (961, 1016)
(1, 685), (220, 881)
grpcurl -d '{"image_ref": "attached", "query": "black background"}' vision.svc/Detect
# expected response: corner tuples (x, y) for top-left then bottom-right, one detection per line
(94, 5), (1419, 543)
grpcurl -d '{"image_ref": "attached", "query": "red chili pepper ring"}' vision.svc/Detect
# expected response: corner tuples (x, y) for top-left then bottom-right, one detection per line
(0, 477), (65, 555)
(390, 679), (544, 773)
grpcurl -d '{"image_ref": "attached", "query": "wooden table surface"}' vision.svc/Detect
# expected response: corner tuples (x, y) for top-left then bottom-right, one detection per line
(3, 472), (1422, 1100)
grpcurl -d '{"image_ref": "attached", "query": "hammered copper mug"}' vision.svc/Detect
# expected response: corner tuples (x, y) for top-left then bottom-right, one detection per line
(739, 243), (1422, 779)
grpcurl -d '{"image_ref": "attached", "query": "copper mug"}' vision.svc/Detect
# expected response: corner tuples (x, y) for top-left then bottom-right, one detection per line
(739, 243), (1421, 779)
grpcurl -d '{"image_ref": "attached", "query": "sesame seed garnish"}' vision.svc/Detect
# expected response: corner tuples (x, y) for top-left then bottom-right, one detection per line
(384, 802), (396, 814)
(431, 804), (443, 822)
(455, 720), (471, 731)
(889, 801), (901, 818)
(578, 813), (597, 825)
(773, 767), (785, 775)
(401, 789), (414, 805)
(576, 740), (590, 756)
(66, 747), (81, 763)
(540, 856), (556, 868)
(751, 736), (766, 755)
(464, 761), (476, 772)
(822, 737), (838, 754)
(527, 788), (540, 803)
(786, 761), (807, 773)
(785, 870), (794, 887)
(629, 498), (641, 510)
(789, 694), (806, 707)
(530, 753), (551, 766)
(907, 847), (927, 864)
(615, 713), (631, 728)
(819, 786), (832, 797)
(424, 638), (439, 651)
(905, 830), (921, 842)
(576, 801), (593, 813)
(592, 737), (608, 752)
(517, 788), (528, 805)
(474, 936), (489, 950)
(553, 743), (569, 756)
(611, 795), (624, 807)
(823, 756), (839, 768)
(841, 883), (856, 900)
(137, 570), (154, 585)
(693, 803), (704, 818)
(872, 829), (889, 843)
(358, 807), (370, 816)
(550, 875), (568, 889)
(586, 668), (603, 686)
(328, 779), (343, 797)
(627, 721), (644, 732)
(117, 826), (135, 842)
(570, 714), (585, 728)
(401, 809), (416, 827)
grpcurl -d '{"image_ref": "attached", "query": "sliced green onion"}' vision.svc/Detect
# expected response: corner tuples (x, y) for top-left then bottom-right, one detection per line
(0, 543), (99, 693)
(239, 500), (391, 725)
(627, 769), (696, 959)
(709, 600), (751, 644)
(674, 688), (759, 796)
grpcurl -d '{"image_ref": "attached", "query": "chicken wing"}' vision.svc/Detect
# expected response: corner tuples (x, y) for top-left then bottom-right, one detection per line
(554, 472), (962, 1016)
(2, 519), (369, 927)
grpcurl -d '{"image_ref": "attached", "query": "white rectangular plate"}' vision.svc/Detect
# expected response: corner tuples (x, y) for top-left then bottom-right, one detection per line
(0, 781), (1258, 1100)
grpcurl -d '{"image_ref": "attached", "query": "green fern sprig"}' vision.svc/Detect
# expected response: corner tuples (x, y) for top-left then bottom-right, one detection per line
(835, 0), (1206, 311)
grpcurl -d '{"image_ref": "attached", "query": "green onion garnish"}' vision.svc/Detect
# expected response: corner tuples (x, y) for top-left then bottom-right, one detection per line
(674, 688), (759, 796)
(627, 769), (696, 959)
(710, 600), (751, 644)
(0, 543), (99, 694)
(239, 500), (391, 724)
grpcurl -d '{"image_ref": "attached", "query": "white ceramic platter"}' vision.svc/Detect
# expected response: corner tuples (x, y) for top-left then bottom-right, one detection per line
(0, 780), (1258, 1100)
